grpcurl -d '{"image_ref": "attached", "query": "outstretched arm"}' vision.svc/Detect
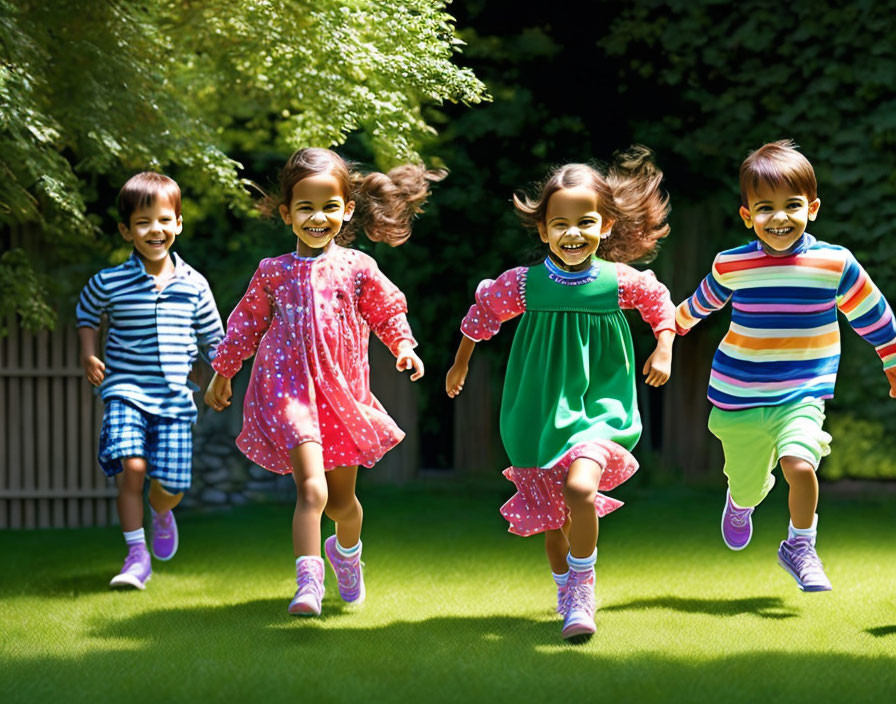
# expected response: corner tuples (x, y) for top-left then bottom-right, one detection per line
(675, 256), (732, 335)
(446, 267), (527, 398)
(642, 330), (674, 387)
(446, 336), (476, 397)
(617, 264), (676, 387)
(211, 263), (274, 380)
(836, 253), (896, 398)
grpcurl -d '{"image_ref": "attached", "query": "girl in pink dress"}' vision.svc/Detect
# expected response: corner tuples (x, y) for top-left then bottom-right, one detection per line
(206, 148), (441, 616)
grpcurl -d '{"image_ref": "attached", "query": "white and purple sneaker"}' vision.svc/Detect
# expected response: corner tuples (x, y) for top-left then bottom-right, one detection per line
(561, 568), (596, 643)
(555, 576), (569, 615)
(151, 509), (178, 561)
(288, 556), (325, 616)
(777, 535), (832, 592)
(324, 535), (365, 605)
(110, 543), (152, 590)
(721, 490), (754, 551)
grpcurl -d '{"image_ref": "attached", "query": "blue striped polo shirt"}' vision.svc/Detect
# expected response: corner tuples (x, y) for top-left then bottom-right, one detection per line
(76, 251), (224, 420)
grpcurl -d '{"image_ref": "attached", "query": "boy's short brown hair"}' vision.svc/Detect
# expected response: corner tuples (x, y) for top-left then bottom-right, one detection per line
(739, 140), (817, 206)
(117, 172), (182, 224)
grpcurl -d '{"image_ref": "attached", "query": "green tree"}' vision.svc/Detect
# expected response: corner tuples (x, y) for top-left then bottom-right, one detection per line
(0, 0), (486, 328)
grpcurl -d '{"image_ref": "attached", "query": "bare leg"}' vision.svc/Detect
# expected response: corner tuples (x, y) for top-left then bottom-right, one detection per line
(780, 456), (818, 529)
(290, 442), (328, 557)
(116, 457), (147, 532)
(148, 479), (184, 513)
(563, 458), (602, 559)
(545, 519), (570, 574)
(324, 465), (363, 548)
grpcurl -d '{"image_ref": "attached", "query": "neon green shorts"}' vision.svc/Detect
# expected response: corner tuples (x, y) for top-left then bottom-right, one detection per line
(707, 398), (831, 508)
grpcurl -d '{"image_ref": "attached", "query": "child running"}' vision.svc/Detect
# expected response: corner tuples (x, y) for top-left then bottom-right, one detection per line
(77, 172), (224, 590)
(676, 140), (896, 591)
(205, 147), (441, 616)
(446, 147), (675, 642)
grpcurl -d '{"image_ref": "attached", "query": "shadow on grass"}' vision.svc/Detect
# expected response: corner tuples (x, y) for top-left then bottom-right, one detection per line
(866, 625), (896, 637)
(602, 596), (798, 620)
(40, 572), (121, 597)
(5, 600), (896, 704)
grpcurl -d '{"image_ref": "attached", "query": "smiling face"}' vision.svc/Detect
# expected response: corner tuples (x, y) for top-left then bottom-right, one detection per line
(279, 172), (355, 256)
(538, 186), (613, 270)
(740, 183), (820, 256)
(118, 196), (182, 274)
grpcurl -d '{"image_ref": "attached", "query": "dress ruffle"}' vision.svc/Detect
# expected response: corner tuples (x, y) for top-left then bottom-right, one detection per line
(499, 440), (639, 536)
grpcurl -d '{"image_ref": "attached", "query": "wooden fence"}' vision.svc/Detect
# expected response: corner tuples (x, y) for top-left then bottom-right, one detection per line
(0, 317), (114, 529)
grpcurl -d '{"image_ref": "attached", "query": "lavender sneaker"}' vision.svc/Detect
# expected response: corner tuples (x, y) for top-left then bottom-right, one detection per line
(151, 509), (178, 561)
(777, 535), (832, 592)
(555, 576), (569, 615)
(109, 543), (152, 590)
(288, 556), (325, 616)
(324, 535), (365, 605)
(561, 568), (596, 643)
(721, 490), (754, 550)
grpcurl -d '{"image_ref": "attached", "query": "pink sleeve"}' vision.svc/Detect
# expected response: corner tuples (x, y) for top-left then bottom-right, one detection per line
(460, 267), (527, 342)
(211, 262), (274, 379)
(358, 260), (417, 357)
(616, 263), (675, 337)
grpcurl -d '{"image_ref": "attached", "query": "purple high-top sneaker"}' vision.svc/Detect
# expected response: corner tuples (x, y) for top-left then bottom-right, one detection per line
(324, 535), (365, 605)
(555, 575), (569, 615)
(288, 556), (325, 616)
(777, 535), (832, 592)
(110, 542), (152, 590)
(151, 508), (178, 561)
(721, 490), (754, 550)
(561, 568), (596, 643)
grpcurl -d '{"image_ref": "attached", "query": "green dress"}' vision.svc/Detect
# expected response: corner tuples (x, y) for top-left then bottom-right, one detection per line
(500, 258), (641, 470)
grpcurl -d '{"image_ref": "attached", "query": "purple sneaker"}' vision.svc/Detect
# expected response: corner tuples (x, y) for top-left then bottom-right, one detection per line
(109, 543), (152, 590)
(288, 556), (325, 616)
(721, 490), (754, 551)
(151, 509), (178, 561)
(777, 535), (832, 592)
(561, 568), (596, 643)
(324, 535), (365, 605)
(555, 576), (569, 615)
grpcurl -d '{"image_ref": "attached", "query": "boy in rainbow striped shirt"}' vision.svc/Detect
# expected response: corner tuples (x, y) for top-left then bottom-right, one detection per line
(676, 140), (896, 592)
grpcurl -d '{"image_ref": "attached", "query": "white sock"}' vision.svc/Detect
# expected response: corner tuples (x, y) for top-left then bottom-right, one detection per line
(552, 570), (569, 586)
(788, 514), (818, 541)
(123, 528), (146, 546)
(567, 548), (597, 572)
(335, 538), (361, 558)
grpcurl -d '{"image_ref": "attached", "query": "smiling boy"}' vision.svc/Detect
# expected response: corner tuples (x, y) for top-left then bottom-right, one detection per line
(76, 172), (223, 589)
(676, 140), (896, 591)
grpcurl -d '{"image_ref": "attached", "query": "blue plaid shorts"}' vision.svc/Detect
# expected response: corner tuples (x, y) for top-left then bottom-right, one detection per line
(98, 398), (194, 492)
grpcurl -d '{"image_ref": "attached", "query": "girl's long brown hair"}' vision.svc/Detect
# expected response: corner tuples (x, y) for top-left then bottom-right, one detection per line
(263, 147), (445, 247)
(513, 145), (670, 263)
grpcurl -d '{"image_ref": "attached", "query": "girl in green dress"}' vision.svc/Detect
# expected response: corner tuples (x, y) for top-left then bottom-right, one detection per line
(446, 147), (676, 642)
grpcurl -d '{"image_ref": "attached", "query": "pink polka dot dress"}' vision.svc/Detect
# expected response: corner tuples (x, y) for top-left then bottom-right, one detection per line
(212, 246), (416, 473)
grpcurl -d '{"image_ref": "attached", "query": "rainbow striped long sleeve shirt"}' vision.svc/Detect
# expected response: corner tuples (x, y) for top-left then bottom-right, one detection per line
(675, 234), (896, 410)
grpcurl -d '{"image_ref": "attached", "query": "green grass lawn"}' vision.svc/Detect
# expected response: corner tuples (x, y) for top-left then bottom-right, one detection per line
(2, 481), (895, 703)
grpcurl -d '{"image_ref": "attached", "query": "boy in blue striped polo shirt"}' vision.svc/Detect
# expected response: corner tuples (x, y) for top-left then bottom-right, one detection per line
(77, 172), (224, 590)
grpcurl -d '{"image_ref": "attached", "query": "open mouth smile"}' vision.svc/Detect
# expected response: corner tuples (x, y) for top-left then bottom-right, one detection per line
(766, 227), (794, 236)
(304, 227), (330, 236)
(560, 241), (588, 252)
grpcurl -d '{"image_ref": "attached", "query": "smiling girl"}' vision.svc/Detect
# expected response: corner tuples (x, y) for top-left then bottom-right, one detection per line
(206, 148), (442, 616)
(446, 147), (675, 642)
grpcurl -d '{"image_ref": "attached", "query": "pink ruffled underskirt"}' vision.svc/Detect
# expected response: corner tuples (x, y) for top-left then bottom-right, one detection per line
(499, 440), (639, 537)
